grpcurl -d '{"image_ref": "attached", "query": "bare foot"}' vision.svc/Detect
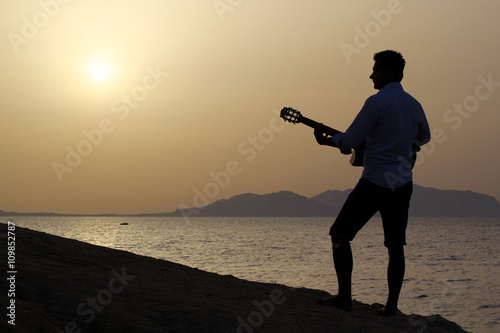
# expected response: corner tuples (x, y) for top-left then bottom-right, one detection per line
(316, 295), (352, 311)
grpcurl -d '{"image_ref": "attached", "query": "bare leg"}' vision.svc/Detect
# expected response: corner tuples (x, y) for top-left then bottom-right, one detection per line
(332, 237), (353, 302)
(385, 245), (405, 315)
(318, 237), (353, 310)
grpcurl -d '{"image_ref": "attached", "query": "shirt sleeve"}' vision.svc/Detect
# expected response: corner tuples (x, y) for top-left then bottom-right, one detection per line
(337, 96), (379, 150)
(415, 109), (431, 147)
(332, 134), (352, 155)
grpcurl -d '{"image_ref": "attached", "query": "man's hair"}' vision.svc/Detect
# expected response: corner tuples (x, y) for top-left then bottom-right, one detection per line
(373, 50), (405, 82)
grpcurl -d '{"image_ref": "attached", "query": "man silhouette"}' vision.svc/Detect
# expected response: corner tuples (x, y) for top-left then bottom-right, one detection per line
(314, 50), (431, 315)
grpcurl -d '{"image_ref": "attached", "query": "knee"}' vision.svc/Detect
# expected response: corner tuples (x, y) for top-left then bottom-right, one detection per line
(387, 245), (404, 258)
(331, 237), (349, 250)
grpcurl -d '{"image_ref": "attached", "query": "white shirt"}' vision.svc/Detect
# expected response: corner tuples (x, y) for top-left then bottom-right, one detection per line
(332, 82), (431, 188)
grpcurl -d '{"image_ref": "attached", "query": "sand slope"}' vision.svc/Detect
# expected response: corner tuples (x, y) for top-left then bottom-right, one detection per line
(0, 225), (469, 332)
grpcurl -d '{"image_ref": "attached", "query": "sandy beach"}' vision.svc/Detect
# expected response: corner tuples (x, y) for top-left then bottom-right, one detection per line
(1, 224), (469, 333)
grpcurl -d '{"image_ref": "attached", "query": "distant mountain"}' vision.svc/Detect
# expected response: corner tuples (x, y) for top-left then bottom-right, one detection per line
(0, 209), (63, 217)
(409, 185), (500, 217)
(165, 185), (500, 218)
(311, 185), (500, 217)
(0, 210), (118, 217)
(187, 191), (332, 217)
(2, 185), (500, 217)
(310, 189), (352, 216)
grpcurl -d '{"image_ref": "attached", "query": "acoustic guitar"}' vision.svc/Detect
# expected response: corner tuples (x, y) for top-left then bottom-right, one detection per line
(280, 107), (420, 168)
(280, 107), (364, 166)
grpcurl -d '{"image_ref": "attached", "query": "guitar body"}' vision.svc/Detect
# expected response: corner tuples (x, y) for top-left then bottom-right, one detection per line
(350, 142), (365, 167)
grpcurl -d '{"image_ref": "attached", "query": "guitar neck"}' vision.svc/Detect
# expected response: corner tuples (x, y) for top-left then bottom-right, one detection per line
(299, 116), (342, 136)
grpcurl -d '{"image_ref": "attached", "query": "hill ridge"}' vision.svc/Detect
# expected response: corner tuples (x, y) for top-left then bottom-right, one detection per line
(167, 184), (500, 218)
(2, 185), (499, 217)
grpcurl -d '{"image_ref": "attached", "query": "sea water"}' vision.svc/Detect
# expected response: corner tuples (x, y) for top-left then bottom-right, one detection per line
(6, 216), (500, 333)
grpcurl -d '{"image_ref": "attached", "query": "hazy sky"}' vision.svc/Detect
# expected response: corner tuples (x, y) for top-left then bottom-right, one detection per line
(2, 0), (500, 214)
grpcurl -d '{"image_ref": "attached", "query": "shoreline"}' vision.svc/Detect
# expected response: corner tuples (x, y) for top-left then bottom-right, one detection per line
(1, 224), (469, 332)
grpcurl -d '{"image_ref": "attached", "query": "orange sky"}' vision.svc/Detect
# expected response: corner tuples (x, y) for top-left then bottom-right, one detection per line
(1, 0), (500, 214)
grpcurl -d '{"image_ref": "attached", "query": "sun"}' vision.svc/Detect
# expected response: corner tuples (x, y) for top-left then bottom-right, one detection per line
(91, 64), (110, 81)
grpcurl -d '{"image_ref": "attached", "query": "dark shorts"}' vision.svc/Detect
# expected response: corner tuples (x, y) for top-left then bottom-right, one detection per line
(329, 179), (413, 247)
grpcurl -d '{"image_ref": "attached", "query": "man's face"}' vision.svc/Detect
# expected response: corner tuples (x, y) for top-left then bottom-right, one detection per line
(369, 61), (392, 90)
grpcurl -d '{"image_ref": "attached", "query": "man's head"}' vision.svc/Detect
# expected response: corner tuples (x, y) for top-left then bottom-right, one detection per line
(370, 50), (406, 90)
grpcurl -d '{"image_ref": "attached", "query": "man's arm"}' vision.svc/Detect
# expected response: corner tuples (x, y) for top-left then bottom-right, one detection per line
(313, 95), (378, 152)
(314, 125), (337, 147)
(414, 109), (431, 147)
(314, 127), (354, 156)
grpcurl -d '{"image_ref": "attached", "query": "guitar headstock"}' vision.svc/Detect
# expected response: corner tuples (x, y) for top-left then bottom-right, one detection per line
(280, 107), (302, 124)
